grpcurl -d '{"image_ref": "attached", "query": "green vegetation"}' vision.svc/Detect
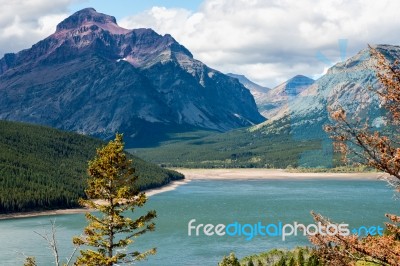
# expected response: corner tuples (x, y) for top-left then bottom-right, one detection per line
(286, 165), (377, 173)
(131, 127), (333, 169)
(218, 248), (323, 266)
(0, 120), (183, 214)
(219, 252), (241, 266)
(74, 134), (156, 265)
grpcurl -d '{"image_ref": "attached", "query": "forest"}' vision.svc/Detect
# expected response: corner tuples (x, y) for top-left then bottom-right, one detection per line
(0, 120), (183, 213)
(132, 125), (332, 169)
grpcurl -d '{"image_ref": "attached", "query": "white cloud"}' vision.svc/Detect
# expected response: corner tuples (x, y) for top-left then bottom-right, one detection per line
(119, 0), (400, 87)
(2, 0), (400, 87)
(0, 0), (83, 56)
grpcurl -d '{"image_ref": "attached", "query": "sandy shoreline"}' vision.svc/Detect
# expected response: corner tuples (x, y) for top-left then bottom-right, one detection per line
(0, 208), (89, 220)
(0, 169), (385, 220)
(0, 179), (191, 220)
(177, 168), (385, 180)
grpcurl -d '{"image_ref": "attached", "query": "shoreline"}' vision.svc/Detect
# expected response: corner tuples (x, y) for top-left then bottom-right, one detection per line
(177, 168), (386, 181)
(0, 169), (386, 220)
(0, 179), (190, 221)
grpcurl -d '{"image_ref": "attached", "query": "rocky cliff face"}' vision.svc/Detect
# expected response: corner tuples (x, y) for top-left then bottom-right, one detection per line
(227, 73), (314, 119)
(258, 75), (314, 119)
(254, 45), (399, 140)
(226, 73), (270, 101)
(0, 8), (264, 147)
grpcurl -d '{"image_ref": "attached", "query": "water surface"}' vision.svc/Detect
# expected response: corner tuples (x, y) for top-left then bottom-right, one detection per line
(0, 178), (398, 265)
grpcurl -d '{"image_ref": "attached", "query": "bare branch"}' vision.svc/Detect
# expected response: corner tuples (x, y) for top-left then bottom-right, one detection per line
(34, 220), (60, 266)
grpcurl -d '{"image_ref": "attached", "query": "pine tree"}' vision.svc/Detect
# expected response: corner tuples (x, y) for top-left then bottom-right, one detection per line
(275, 256), (286, 266)
(297, 249), (304, 266)
(218, 252), (241, 266)
(23, 257), (37, 266)
(306, 255), (320, 266)
(288, 257), (295, 266)
(73, 134), (156, 265)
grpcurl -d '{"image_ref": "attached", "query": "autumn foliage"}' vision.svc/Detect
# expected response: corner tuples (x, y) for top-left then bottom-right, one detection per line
(311, 47), (400, 265)
(310, 212), (400, 265)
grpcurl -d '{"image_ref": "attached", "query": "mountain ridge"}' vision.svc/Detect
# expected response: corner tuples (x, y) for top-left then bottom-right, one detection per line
(228, 73), (315, 119)
(136, 44), (398, 168)
(0, 8), (264, 147)
(258, 75), (314, 118)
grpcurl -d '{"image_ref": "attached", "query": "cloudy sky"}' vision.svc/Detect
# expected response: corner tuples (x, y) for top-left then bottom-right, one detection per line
(1, 0), (399, 87)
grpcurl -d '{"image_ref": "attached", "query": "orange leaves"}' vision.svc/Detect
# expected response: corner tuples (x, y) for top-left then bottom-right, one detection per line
(386, 213), (400, 223)
(330, 108), (347, 121)
(317, 47), (400, 265)
(310, 212), (400, 265)
(370, 46), (400, 125)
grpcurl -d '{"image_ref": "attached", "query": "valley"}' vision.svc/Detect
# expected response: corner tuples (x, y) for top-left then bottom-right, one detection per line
(0, 4), (399, 266)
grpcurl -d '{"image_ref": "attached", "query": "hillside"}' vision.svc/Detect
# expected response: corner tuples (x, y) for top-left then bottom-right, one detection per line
(134, 45), (398, 168)
(259, 75), (314, 118)
(131, 128), (324, 168)
(226, 73), (270, 105)
(228, 74), (314, 119)
(0, 8), (264, 147)
(0, 120), (183, 214)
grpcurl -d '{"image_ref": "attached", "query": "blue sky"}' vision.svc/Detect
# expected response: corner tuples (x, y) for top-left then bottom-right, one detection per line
(1, 0), (400, 86)
(69, 0), (203, 19)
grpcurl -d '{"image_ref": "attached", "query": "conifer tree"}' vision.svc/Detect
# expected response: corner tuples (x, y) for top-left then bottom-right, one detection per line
(297, 249), (305, 266)
(218, 252), (241, 266)
(288, 257), (295, 266)
(23, 257), (37, 266)
(275, 256), (286, 266)
(73, 134), (156, 266)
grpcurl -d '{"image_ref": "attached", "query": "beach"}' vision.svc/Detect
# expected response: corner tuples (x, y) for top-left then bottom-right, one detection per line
(177, 168), (384, 180)
(0, 169), (386, 220)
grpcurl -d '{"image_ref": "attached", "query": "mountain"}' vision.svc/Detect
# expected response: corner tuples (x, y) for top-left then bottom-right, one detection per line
(226, 73), (270, 102)
(0, 120), (183, 213)
(258, 75), (314, 118)
(227, 74), (314, 118)
(135, 45), (398, 168)
(0, 8), (264, 147)
(255, 46), (392, 134)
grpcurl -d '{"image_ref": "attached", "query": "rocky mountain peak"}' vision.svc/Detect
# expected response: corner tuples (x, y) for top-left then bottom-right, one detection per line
(56, 8), (119, 32)
(226, 73), (269, 93)
(0, 8), (264, 146)
(285, 75), (315, 96)
(254, 45), (400, 136)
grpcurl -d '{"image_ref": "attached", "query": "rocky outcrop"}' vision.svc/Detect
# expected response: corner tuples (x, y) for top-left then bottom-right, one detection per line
(0, 8), (265, 147)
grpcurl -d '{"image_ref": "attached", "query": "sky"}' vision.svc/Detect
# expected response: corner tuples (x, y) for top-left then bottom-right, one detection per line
(1, 0), (400, 87)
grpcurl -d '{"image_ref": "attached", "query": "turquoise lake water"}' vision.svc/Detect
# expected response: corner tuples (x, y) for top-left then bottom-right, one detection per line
(0, 178), (399, 265)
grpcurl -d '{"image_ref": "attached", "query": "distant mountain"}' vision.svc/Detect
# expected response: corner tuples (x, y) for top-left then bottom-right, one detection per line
(255, 46), (392, 135)
(259, 75), (314, 118)
(0, 120), (183, 213)
(226, 73), (270, 101)
(137, 45), (398, 168)
(0, 8), (264, 147)
(227, 74), (314, 118)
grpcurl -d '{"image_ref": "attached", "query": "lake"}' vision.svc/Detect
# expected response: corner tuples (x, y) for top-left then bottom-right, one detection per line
(0, 178), (398, 265)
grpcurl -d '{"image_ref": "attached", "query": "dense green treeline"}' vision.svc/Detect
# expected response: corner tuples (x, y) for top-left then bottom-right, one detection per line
(219, 248), (324, 266)
(0, 120), (183, 214)
(131, 127), (335, 169)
